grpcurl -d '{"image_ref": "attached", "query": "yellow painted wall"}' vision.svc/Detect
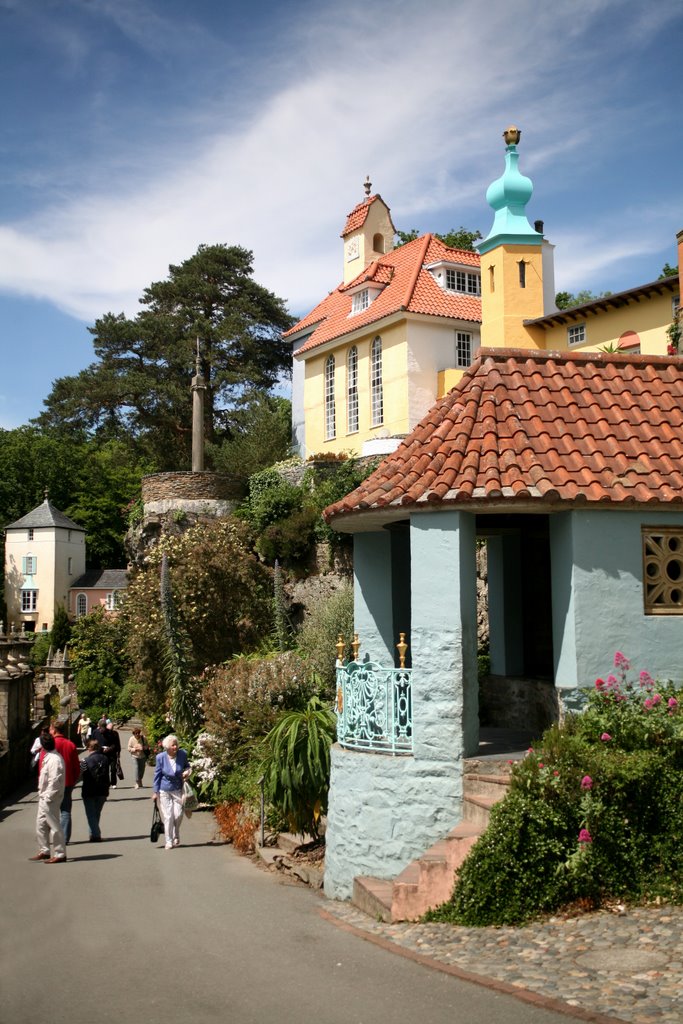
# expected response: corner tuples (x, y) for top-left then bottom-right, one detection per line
(539, 292), (675, 355)
(437, 367), (467, 396)
(302, 320), (408, 455)
(343, 201), (395, 284)
(480, 244), (546, 349)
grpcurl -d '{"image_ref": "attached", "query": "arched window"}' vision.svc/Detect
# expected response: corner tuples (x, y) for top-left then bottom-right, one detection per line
(76, 593), (87, 618)
(371, 336), (383, 427)
(325, 355), (336, 440)
(372, 233), (385, 254)
(347, 347), (358, 433)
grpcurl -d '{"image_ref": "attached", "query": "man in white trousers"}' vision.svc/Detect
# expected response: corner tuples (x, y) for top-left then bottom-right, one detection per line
(29, 732), (67, 864)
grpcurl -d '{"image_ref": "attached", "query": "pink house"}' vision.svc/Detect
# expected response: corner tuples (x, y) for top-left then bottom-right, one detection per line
(68, 569), (128, 618)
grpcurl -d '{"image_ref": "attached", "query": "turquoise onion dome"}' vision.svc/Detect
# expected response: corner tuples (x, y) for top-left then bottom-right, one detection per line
(477, 126), (542, 255)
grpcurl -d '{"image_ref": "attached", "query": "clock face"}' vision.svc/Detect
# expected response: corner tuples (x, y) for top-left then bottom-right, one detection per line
(345, 237), (359, 262)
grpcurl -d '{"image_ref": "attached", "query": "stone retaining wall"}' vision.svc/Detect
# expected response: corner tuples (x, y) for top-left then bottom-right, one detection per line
(142, 472), (241, 503)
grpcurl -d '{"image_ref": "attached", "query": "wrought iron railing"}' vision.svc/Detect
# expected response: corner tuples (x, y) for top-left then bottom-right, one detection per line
(335, 660), (413, 754)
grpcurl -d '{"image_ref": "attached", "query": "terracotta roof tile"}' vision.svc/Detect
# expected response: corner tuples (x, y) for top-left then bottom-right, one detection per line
(286, 234), (481, 354)
(341, 195), (381, 236)
(324, 349), (683, 525)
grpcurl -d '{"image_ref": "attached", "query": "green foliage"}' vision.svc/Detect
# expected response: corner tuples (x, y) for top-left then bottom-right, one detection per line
(37, 244), (294, 470)
(555, 289), (612, 310)
(120, 519), (274, 715)
(263, 696), (337, 839)
(256, 508), (318, 566)
(73, 665), (121, 724)
(208, 394), (293, 488)
(30, 631), (53, 669)
(51, 605), (72, 651)
(395, 227), (482, 251)
(659, 262), (679, 279)
(429, 654), (683, 926)
(160, 552), (199, 736)
(70, 607), (131, 719)
(296, 584), (354, 695)
(241, 469), (304, 533)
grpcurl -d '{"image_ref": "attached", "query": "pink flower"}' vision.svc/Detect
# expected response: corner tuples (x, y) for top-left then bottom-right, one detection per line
(644, 698), (653, 710)
(595, 678), (606, 690)
(614, 652), (630, 670)
(639, 671), (654, 690)
(668, 697), (678, 708)
(600, 733), (612, 741)
(606, 674), (618, 688)
(580, 775), (593, 790)
(652, 693), (662, 706)
(538, 763), (545, 769)
(578, 828), (593, 844)
(553, 771), (560, 777)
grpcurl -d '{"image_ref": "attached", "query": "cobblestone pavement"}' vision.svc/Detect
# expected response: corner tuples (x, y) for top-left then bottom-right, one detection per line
(322, 902), (683, 1024)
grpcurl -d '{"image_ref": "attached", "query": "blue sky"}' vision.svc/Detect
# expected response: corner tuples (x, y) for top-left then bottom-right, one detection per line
(0, 0), (681, 429)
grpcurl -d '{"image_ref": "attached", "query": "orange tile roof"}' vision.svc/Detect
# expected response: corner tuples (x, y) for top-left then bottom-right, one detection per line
(287, 235), (481, 355)
(324, 348), (683, 526)
(341, 195), (380, 236)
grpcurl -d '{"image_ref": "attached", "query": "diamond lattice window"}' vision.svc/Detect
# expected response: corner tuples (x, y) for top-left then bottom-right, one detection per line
(643, 528), (683, 614)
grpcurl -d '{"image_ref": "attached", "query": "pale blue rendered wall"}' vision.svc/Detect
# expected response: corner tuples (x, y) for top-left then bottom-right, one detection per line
(352, 531), (394, 664)
(325, 510), (477, 899)
(551, 510), (683, 706)
(487, 533), (524, 675)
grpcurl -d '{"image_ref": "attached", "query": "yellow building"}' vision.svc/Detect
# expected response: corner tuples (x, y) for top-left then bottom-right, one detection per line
(4, 497), (85, 633)
(287, 186), (483, 458)
(476, 126), (680, 358)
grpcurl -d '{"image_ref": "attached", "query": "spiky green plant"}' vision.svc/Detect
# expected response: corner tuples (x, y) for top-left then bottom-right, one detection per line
(263, 696), (336, 840)
(160, 552), (199, 736)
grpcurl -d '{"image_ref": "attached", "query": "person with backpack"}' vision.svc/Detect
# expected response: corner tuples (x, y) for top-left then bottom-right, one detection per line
(80, 739), (110, 842)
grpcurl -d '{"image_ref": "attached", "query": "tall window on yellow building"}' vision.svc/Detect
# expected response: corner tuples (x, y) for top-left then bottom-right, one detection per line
(325, 355), (336, 440)
(347, 346), (358, 434)
(371, 336), (383, 427)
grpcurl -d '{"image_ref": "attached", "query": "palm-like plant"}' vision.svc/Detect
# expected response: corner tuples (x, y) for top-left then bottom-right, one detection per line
(263, 697), (336, 840)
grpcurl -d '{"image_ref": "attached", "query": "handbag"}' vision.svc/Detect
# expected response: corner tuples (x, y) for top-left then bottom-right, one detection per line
(182, 780), (198, 814)
(150, 803), (163, 843)
(116, 757), (124, 781)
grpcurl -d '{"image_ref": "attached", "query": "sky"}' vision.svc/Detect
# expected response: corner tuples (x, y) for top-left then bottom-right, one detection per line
(0, 0), (681, 429)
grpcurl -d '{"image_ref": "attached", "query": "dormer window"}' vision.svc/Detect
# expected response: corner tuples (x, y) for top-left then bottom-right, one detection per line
(352, 289), (370, 314)
(445, 268), (481, 295)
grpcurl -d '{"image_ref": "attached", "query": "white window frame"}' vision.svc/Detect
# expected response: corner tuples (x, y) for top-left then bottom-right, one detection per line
(455, 332), (473, 368)
(105, 591), (121, 611)
(76, 593), (88, 618)
(445, 269), (481, 295)
(28, 528), (34, 541)
(347, 346), (359, 434)
(568, 323), (586, 346)
(352, 289), (370, 314)
(24, 555), (37, 575)
(21, 589), (38, 612)
(371, 336), (383, 427)
(325, 355), (336, 440)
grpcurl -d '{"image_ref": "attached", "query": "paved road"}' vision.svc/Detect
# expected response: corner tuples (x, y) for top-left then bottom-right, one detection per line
(1, 762), (572, 1024)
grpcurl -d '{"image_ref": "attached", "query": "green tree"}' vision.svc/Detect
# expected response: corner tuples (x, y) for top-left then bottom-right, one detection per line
(37, 244), (295, 469)
(207, 394), (293, 488)
(395, 226), (482, 251)
(659, 262), (679, 279)
(555, 289), (612, 310)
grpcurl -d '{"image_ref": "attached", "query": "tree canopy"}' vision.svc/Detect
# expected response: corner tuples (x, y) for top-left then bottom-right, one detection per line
(37, 244), (294, 470)
(395, 226), (482, 251)
(555, 289), (613, 311)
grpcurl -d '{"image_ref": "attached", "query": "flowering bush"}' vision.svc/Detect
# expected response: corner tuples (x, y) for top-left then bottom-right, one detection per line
(427, 654), (683, 926)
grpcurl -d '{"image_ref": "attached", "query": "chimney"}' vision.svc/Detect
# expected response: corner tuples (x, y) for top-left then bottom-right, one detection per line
(534, 220), (544, 235)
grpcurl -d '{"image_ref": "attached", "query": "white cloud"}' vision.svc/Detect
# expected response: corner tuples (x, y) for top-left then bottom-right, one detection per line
(0, 0), (680, 327)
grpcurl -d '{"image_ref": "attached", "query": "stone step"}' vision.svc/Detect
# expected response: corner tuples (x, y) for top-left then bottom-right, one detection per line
(461, 792), (499, 829)
(463, 772), (512, 800)
(389, 821), (482, 921)
(352, 876), (393, 922)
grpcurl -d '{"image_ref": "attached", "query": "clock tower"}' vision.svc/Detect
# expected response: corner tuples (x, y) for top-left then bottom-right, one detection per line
(341, 177), (396, 284)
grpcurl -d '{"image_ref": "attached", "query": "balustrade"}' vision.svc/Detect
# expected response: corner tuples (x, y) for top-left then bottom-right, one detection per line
(334, 632), (412, 754)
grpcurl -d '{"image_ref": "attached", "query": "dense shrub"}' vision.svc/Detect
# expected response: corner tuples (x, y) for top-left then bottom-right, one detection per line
(256, 507), (318, 566)
(428, 653), (683, 926)
(295, 584), (354, 695)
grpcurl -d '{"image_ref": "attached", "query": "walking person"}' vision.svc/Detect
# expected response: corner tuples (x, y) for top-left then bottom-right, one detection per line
(91, 718), (120, 788)
(107, 719), (123, 787)
(127, 727), (149, 788)
(30, 733), (67, 864)
(46, 718), (81, 845)
(78, 714), (92, 748)
(152, 735), (191, 850)
(80, 739), (110, 842)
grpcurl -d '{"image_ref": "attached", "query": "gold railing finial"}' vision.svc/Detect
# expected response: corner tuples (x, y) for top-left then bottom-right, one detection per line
(335, 634), (345, 665)
(351, 633), (361, 661)
(396, 632), (408, 668)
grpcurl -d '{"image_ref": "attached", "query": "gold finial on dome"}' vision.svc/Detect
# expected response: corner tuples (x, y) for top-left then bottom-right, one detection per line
(363, 174), (372, 197)
(503, 125), (521, 146)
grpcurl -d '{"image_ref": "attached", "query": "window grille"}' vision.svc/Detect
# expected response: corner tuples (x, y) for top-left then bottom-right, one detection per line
(643, 529), (683, 614)
(371, 337), (383, 426)
(325, 355), (336, 440)
(352, 289), (369, 313)
(347, 346), (358, 433)
(445, 269), (480, 295)
(456, 332), (472, 368)
(568, 323), (586, 346)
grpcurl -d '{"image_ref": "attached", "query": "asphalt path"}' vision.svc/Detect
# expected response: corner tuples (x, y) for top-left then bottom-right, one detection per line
(1, 753), (571, 1024)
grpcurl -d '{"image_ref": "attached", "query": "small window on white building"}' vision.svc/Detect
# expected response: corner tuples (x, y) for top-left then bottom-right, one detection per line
(23, 555), (37, 575)
(325, 355), (336, 440)
(28, 528), (34, 541)
(371, 336), (383, 427)
(347, 346), (359, 434)
(456, 332), (473, 368)
(568, 323), (586, 346)
(445, 269), (481, 295)
(21, 589), (38, 612)
(351, 289), (370, 314)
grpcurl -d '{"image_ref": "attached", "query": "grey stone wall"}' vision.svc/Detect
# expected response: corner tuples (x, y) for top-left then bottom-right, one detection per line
(324, 744), (462, 900)
(479, 674), (560, 735)
(142, 471), (241, 503)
